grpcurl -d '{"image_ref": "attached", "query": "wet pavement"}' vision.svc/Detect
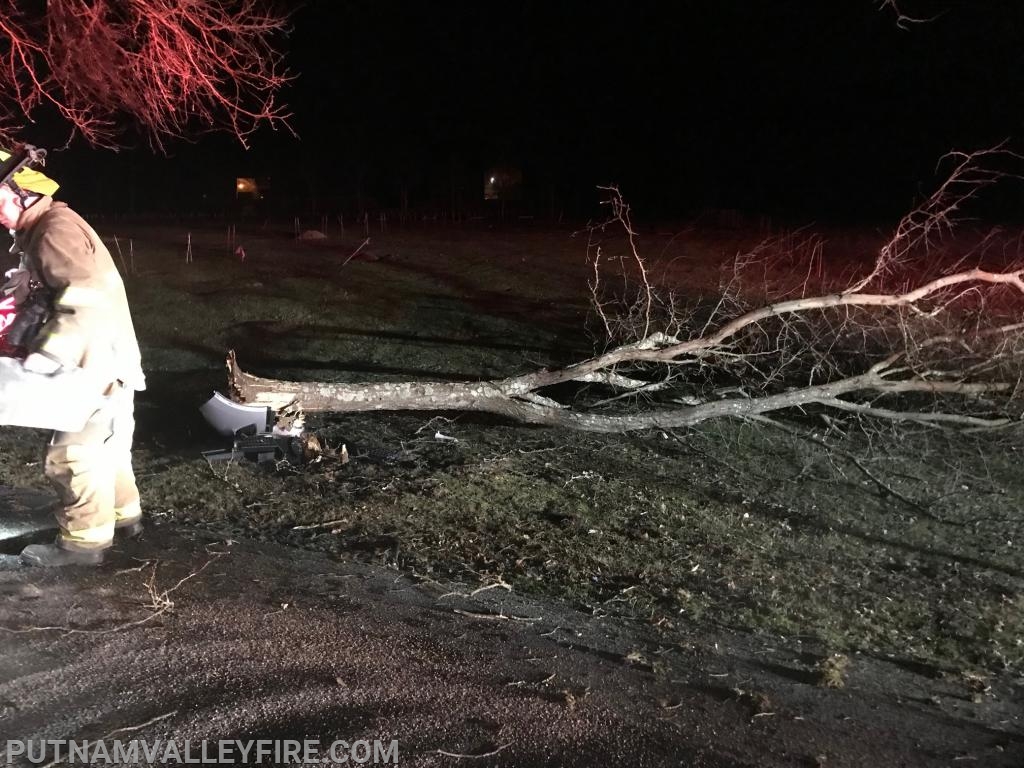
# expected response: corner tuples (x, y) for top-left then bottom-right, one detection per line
(1, 486), (1021, 767)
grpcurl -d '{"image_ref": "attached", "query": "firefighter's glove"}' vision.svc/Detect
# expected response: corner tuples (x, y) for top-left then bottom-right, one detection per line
(22, 352), (61, 375)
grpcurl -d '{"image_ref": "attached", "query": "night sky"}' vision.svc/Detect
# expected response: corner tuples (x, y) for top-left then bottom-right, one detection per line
(50, 1), (1024, 223)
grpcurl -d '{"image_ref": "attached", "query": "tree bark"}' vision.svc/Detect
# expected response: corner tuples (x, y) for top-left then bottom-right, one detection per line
(226, 351), (1011, 434)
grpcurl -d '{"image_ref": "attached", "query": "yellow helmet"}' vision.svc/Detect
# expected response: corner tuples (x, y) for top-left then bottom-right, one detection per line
(0, 147), (59, 197)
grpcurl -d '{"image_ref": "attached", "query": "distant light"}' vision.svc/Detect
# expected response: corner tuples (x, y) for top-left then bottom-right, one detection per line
(237, 182), (245, 190)
(490, 177), (495, 184)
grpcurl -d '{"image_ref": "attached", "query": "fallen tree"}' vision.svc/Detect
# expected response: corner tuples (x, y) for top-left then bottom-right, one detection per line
(228, 148), (1024, 434)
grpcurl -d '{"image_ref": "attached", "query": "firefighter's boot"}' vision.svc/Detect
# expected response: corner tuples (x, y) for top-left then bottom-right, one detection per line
(114, 510), (143, 539)
(21, 540), (107, 567)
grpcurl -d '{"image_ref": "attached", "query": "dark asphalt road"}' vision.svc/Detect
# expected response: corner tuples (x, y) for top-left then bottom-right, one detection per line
(0, 488), (1021, 767)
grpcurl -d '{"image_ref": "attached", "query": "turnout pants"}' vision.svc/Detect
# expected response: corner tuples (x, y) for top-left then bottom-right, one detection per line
(44, 384), (140, 551)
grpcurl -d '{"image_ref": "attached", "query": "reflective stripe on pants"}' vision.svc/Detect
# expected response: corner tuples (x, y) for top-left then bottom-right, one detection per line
(44, 384), (140, 550)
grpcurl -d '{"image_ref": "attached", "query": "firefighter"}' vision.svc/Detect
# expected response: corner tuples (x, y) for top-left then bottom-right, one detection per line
(0, 147), (146, 566)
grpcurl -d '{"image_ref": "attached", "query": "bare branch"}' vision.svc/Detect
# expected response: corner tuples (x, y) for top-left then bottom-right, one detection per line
(848, 147), (1020, 293)
(877, 0), (945, 30)
(0, 0), (293, 148)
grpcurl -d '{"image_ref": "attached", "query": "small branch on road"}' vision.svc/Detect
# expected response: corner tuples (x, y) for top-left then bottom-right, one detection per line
(436, 743), (512, 760)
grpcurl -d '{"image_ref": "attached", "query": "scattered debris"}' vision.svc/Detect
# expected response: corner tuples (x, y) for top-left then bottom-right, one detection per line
(815, 654), (851, 689)
(732, 687), (774, 716)
(202, 429), (307, 464)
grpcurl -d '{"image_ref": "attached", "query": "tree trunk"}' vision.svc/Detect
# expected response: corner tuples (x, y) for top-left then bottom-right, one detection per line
(226, 351), (1009, 434)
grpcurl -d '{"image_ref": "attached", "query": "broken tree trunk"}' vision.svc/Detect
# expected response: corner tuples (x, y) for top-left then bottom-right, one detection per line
(227, 341), (1012, 434)
(228, 151), (1024, 435)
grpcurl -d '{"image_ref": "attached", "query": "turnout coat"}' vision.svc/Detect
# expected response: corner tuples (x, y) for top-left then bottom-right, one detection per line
(0, 197), (144, 432)
(13, 197), (145, 392)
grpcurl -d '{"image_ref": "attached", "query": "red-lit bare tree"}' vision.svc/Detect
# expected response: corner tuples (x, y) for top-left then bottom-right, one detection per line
(0, 0), (292, 148)
(229, 148), (1024, 434)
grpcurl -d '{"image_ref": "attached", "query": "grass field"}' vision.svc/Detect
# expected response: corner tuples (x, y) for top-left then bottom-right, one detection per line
(2, 218), (1022, 689)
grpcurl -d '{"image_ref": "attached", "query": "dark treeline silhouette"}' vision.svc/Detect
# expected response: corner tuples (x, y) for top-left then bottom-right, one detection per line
(35, 2), (1024, 227)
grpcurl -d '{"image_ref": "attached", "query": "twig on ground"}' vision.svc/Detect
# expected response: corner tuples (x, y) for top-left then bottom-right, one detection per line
(414, 415), (457, 434)
(453, 609), (539, 623)
(747, 414), (951, 520)
(293, 518), (350, 530)
(436, 743), (511, 760)
(506, 673), (556, 688)
(37, 711), (179, 768)
(439, 578), (513, 600)
(103, 709), (178, 737)
(340, 237), (370, 269)
(1, 557), (221, 636)
(144, 557), (220, 613)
